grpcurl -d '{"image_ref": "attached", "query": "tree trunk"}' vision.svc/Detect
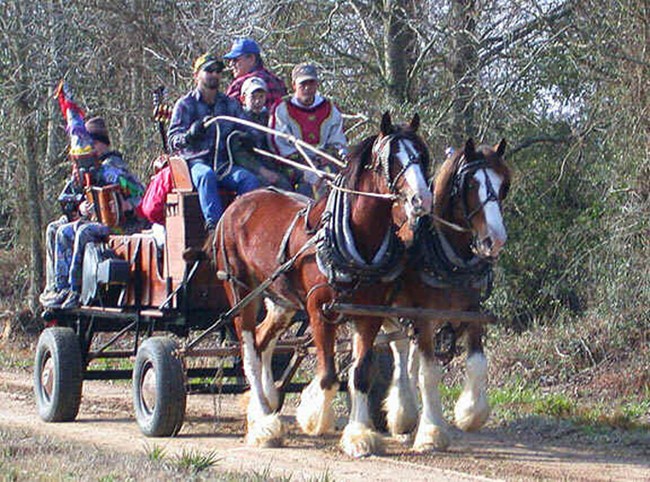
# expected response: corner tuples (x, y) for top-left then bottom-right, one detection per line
(383, 0), (414, 104)
(449, 0), (478, 145)
(19, 97), (44, 313)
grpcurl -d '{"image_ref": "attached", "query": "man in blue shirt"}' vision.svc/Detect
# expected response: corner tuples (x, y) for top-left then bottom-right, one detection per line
(167, 53), (259, 231)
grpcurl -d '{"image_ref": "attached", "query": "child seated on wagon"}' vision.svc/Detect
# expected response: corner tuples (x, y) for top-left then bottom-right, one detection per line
(228, 77), (292, 190)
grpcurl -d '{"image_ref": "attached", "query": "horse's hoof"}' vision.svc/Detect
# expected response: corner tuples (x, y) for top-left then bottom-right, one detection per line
(296, 382), (337, 435)
(412, 423), (450, 452)
(246, 413), (284, 448)
(393, 432), (414, 446)
(454, 392), (490, 432)
(296, 402), (334, 435)
(384, 383), (418, 437)
(340, 422), (384, 458)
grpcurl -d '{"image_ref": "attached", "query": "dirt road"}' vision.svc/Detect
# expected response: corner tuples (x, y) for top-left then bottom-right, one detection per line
(1, 367), (648, 481)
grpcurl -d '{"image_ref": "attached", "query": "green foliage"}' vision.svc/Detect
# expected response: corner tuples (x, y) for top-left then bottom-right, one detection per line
(532, 393), (575, 418)
(169, 448), (220, 474)
(477, 378), (650, 431)
(97, 475), (119, 482)
(489, 381), (537, 408)
(247, 463), (293, 481)
(143, 443), (167, 462)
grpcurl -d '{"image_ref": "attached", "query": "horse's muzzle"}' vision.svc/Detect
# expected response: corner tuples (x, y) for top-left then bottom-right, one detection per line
(475, 234), (506, 259)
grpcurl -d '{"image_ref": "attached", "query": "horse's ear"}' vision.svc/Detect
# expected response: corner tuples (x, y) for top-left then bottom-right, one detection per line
(380, 111), (392, 135)
(496, 138), (507, 156)
(465, 138), (476, 158)
(409, 113), (420, 132)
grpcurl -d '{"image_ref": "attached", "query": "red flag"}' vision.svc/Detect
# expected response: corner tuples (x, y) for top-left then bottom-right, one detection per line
(54, 80), (95, 162)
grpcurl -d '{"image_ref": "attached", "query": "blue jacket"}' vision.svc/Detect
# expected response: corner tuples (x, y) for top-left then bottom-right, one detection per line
(167, 89), (247, 167)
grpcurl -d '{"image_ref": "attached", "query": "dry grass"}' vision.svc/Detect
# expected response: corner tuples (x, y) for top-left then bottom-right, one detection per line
(0, 425), (177, 481)
(0, 425), (306, 481)
(485, 312), (649, 405)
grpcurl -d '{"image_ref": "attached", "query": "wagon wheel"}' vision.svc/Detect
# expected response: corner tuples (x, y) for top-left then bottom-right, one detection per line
(33, 327), (83, 422)
(132, 337), (186, 437)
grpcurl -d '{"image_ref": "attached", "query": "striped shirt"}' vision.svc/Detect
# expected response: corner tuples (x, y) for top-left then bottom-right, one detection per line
(225, 66), (287, 110)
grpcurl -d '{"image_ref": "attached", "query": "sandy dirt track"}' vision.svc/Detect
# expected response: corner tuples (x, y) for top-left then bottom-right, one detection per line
(1, 368), (648, 481)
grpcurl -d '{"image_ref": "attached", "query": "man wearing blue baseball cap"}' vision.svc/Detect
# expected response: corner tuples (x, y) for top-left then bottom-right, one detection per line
(223, 38), (287, 110)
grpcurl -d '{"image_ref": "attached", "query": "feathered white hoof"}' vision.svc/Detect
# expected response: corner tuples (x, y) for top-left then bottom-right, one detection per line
(384, 382), (418, 437)
(340, 422), (384, 458)
(412, 422), (450, 452)
(393, 432), (414, 446)
(246, 413), (284, 448)
(296, 380), (337, 435)
(296, 399), (334, 435)
(454, 391), (490, 432)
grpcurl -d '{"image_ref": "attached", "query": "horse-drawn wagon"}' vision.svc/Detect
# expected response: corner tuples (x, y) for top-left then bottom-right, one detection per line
(33, 114), (508, 458)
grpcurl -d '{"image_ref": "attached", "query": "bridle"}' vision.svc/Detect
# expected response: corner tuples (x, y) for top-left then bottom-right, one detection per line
(371, 133), (424, 196)
(451, 156), (503, 230)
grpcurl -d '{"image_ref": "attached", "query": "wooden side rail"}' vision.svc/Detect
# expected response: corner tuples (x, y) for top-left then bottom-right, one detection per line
(168, 155), (193, 192)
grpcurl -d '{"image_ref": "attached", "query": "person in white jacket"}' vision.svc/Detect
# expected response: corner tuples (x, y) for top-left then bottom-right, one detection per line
(268, 63), (347, 197)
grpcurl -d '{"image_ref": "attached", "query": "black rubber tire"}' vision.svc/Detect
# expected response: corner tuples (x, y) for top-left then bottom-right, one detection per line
(132, 337), (186, 437)
(33, 327), (83, 422)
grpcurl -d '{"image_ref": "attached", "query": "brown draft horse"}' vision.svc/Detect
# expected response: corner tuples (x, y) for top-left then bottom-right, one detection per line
(212, 113), (433, 456)
(383, 138), (511, 452)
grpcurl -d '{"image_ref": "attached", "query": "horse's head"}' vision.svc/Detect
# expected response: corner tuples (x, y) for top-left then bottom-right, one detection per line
(435, 138), (511, 259)
(370, 112), (433, 226)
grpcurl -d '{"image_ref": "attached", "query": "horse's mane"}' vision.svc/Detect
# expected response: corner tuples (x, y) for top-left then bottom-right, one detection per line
(433, 147), (464, 218)
(340, 134), (378, 191)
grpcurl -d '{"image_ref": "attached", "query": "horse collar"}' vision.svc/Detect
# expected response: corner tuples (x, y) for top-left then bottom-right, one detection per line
(316, 177), (405, 286)
(414, 222), (494, 297)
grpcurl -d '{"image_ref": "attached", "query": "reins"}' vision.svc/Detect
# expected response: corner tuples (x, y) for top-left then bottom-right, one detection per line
(205, 115), (399, 201)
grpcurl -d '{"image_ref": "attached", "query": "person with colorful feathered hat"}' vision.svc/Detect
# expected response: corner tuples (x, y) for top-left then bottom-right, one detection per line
(41, 81), (147, 310)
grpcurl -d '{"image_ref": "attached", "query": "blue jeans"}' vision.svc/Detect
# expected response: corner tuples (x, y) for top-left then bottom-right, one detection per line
(189, 161), (259, 228)
(55, 221), (110, 292)
(44, 215), (68, 292)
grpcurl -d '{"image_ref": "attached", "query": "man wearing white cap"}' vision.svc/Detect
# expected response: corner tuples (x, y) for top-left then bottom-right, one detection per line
(240, 77), (270, 126)
(231, 77), (292, 189)
(269, 63), (348, 196)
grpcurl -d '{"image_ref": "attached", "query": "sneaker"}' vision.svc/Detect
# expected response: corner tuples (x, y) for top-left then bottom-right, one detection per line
(42, 289), (70, 309)
(61, 290), (80, 310)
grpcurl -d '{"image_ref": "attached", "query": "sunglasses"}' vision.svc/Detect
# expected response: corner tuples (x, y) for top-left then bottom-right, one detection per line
(203, 64), (223, 73)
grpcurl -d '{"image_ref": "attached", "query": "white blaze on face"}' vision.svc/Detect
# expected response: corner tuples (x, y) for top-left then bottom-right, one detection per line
(395, 139), (432, 218)
(474, 168), (507, 254)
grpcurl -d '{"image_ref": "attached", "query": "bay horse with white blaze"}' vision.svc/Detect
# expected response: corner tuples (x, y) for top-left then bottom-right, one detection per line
(383, 138), (510, 452)
(212, 113), (432, 456)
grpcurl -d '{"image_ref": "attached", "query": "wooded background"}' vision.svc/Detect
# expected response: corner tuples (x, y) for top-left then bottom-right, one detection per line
(0, 0), (647, 335)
